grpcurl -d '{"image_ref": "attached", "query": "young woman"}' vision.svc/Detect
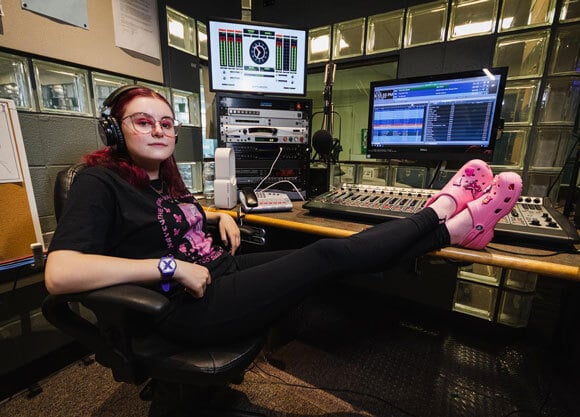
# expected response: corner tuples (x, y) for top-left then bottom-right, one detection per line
(45, 86), (522, 345)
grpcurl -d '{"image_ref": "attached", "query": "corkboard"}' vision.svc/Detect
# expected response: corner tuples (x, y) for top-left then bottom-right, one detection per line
(0, 100), (43, 263)
(0, 183), (38, 261)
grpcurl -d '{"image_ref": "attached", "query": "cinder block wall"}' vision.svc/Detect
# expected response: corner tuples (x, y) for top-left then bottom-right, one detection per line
(19, 113), (100, 245)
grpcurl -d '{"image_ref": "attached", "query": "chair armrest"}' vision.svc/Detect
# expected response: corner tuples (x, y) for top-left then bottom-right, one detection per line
(42, 284), (172, 382)
(43, 284), (171, 321)
(80, 284), (170, 317)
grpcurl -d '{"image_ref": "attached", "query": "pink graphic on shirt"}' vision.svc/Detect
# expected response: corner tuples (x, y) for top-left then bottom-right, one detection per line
(155, 195), (216, 262)
(178, 202), (213, 258)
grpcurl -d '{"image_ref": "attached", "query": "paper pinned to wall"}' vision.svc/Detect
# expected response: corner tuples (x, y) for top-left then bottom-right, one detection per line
(112, 0), (161, 60)
(21, 0), (89, 29)
(0, 104), (23, 183)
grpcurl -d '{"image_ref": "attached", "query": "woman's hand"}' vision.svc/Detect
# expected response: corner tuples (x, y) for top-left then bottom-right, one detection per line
(216, 213), (241, 254)
(174, 260), (212, 298)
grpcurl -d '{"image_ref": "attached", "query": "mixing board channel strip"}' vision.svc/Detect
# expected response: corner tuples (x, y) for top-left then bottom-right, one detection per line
(303, 183), (580, 250)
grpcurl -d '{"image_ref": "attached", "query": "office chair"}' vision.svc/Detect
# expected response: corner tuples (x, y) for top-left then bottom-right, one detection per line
(42, 164), (267, 416)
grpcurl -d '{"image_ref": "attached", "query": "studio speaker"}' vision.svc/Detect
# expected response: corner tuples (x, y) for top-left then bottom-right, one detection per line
(214, 148), (237, 209)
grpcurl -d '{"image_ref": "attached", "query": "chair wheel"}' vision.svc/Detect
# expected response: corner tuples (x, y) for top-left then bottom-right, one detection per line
(139, 379), (156, 401)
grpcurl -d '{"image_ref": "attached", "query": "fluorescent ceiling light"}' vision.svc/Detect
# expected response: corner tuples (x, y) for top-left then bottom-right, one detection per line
(169, 19), (185, 39)
(501, 17), (514, 29)
(482, 68), (496, 80)
(453, 21), (492, 36)
(311, 35), (330, 53)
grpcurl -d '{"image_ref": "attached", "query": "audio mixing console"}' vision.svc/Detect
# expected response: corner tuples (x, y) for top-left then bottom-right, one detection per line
(303, 183), (580, 251)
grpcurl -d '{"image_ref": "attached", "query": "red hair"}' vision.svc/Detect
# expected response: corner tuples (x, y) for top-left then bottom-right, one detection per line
(84, 86), (189, 198)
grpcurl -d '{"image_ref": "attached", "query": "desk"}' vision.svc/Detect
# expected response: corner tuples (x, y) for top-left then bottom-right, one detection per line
(207, 202), (580, 282)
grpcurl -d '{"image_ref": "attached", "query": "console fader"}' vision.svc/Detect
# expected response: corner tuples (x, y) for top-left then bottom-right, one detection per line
(303, 183), (580, 250)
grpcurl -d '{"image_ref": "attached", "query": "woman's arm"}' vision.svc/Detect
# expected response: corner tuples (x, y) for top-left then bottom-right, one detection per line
(205, 211), (241, 254)
(45, 250), (211, 297)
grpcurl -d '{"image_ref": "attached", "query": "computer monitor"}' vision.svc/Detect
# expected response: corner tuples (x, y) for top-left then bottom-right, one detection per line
(208, 18), (307, 96)
(366, 68), (508, 162)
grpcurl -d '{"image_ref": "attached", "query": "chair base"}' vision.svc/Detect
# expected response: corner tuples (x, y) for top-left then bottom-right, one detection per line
(139, 379), (156, 401)
(147, 380), (267, 417)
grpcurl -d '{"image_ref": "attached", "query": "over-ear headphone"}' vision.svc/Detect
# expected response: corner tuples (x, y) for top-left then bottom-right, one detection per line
(98, 85), (141, 153)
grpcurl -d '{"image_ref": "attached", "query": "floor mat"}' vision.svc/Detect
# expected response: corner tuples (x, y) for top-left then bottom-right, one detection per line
(263, 289), (580, 417)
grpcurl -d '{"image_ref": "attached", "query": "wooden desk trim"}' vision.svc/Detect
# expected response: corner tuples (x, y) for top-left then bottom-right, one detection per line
(430, 247), (580, 281)
(207, 207), (580, 282)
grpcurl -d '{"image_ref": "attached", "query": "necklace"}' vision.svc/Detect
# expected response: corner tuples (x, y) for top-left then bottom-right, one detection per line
(150, 180), (179, 203)
(150, 179), (165, 196)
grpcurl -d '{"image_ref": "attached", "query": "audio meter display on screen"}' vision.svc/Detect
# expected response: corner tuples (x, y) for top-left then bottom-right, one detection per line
(208, 19), (307, 96)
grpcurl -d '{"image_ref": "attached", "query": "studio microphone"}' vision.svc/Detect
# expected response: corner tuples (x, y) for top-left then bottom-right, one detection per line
(312, 129), (341, 164)
(312, 129), (333, 160)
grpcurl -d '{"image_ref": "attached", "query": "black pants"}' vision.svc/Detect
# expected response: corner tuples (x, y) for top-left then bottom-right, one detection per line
(160, 208), (450, 345)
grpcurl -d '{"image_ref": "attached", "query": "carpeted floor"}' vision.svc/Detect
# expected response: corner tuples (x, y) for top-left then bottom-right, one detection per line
(1, 288), (579, 417)
(0, 352), (390, 417)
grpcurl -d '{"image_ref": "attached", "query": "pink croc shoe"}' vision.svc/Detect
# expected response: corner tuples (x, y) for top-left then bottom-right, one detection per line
(459, 172), (523, 250)
(426, 159), (493, 217)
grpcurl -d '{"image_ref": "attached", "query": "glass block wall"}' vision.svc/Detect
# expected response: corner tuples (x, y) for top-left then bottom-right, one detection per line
(306, 0), (579, 200)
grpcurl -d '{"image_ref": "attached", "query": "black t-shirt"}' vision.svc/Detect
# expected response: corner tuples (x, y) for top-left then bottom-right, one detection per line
(49, 166), (233, 291)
